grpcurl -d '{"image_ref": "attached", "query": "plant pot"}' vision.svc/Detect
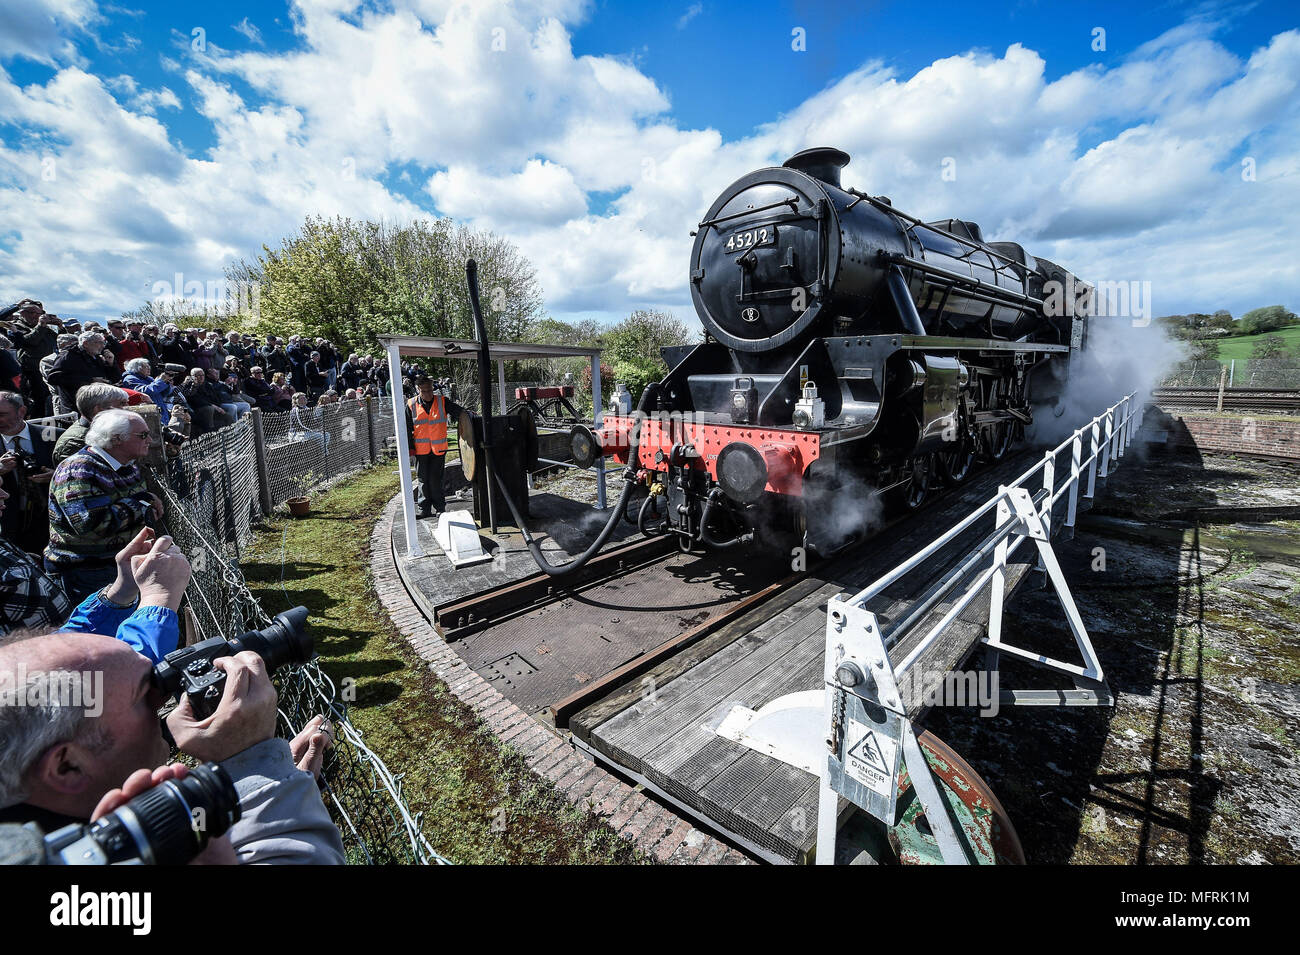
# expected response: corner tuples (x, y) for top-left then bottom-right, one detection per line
(287, 496), (312, 517)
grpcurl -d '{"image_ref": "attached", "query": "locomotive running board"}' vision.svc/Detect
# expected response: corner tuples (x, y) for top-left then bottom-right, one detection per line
(713, 391), (1144, 864)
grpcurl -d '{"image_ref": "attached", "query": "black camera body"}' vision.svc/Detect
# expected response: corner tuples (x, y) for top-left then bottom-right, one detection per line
(0, 762), (240, 865)
(153, 606), (311, 718)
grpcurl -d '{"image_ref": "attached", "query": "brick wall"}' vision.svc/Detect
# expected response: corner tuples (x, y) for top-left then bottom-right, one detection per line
(1149, 412), (1300, 462)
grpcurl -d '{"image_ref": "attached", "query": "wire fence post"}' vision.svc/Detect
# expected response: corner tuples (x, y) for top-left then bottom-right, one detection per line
(250, 408), (274, 517)
(365, 397), (377, 462)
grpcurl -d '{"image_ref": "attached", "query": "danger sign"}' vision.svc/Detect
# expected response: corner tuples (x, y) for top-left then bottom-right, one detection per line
(843, 719), (898, 797)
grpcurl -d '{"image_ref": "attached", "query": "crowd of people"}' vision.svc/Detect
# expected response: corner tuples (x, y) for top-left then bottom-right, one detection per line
(1, 298), (398, 441)
(0, 297), (436, 865)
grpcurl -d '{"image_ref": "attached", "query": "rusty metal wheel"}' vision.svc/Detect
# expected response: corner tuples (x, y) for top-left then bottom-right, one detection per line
(888, 729), (1026, 865)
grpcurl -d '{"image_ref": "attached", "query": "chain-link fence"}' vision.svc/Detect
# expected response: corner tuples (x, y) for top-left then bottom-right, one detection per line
(259, 398), (395, 507)
(152, 402), (448, 864)
(1162, 359), (1300, 388)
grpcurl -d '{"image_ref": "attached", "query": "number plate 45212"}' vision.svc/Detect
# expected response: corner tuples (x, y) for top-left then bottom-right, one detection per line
(724, 225), (776, 253)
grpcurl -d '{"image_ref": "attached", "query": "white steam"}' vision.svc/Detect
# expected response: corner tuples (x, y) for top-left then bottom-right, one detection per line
(1029, 315), (1187, 446)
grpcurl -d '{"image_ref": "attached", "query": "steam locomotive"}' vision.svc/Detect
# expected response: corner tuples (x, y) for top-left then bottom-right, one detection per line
(572, 147), (1089, 554)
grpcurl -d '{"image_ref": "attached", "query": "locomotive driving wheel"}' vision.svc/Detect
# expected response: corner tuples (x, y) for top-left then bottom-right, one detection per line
(887, 729), (1026, 865)
(984, 421), (1014, 461)
(900, 452), (934, 510)
(935, 424), (975, 485)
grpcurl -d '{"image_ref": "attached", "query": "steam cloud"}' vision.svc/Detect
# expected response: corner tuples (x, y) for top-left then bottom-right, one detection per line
(1029, 315), (1187, 446)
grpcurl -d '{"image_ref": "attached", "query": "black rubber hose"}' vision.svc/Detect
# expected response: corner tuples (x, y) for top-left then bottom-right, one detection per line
(488, 462), (636, 577)
(623, 485), (645, 525)
(698, 488), (749, 549)
(638, 491), (665, 536)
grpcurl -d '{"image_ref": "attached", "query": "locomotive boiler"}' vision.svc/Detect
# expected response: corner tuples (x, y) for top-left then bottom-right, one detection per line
(572, 147), (1089, 554)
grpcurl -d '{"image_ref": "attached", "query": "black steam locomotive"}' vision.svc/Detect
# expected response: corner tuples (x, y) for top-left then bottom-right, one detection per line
(573, 147), (1088, 554)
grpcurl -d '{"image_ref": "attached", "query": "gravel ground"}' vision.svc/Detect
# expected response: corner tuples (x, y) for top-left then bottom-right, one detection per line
(926, 446), (1300, 864)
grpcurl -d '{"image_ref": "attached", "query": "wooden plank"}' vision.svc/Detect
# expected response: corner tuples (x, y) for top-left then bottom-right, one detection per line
(569, 451), (1037, 743)
(574, 449), (1072, 861)
(592, 602), (817, 772)
(569, 572), (828, 743)
(643, 616), (827, 775)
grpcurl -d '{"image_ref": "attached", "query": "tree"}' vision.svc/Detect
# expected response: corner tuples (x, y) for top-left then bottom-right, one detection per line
(188, 216), (547, 359)
(1251, 335), (1289, 360)
(603, 309), (694, 404)
(1240, 305), (1298, 335)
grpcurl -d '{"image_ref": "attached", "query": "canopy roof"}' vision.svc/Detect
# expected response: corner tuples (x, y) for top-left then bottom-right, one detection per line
(376, 334), (601, 360)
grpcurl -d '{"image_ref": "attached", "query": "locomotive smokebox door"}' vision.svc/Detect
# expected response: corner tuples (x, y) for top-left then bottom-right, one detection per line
(458, 409), (533, 526)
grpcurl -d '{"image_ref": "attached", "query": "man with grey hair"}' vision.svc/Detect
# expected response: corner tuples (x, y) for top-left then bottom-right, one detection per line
(46, 330), (113, 413)
(45, 409), (162, 604)
(0, 632), (345, 863)
(52, 382), (129, 465)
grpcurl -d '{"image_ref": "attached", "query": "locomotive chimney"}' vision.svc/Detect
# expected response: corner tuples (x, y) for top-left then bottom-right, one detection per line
(782, 147), (850, 187)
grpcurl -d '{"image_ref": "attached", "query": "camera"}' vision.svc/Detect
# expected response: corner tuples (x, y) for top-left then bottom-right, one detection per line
(0, 762), (240, 865)
(2, 448), (40, 479)
(153, 606), (311, 718)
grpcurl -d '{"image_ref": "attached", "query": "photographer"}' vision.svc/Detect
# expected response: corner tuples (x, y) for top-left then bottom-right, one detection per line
(114, 319), (151, 375)
(0, 391), (55, 555)
(136, 362), (193, 432)
(155, 324), (194, 369)
(0, 631), (345, 864)
(2, 301), (59, 415)
(259, 335), (291, 377)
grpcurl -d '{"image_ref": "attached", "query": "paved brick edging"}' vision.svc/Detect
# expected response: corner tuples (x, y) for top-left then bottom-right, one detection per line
(368, 493), (752, 865)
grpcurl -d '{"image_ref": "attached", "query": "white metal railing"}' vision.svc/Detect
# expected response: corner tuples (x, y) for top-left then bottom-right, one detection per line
(714, 390), (1146, 864)
(846, 391), (1143, 685)
(26, 411), (76, 428)
(848, 391), (1142, 615)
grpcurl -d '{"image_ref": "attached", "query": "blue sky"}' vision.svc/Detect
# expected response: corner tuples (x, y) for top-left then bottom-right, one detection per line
(1, 0), (1297, 327)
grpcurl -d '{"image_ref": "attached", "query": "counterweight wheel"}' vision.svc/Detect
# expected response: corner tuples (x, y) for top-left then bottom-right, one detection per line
(887, 728), (1025, 865)
(984, 421), (1014, 461)
(935, 434), (975, 484)
(895, 452), (934, 511)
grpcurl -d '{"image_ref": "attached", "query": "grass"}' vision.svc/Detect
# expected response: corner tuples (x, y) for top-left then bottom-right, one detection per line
(239, 461), (645, 864)
(1214, 323), (1300, 361)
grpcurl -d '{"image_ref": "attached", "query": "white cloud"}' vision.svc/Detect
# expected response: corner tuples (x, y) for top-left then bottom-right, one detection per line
(428, 159), (587, 224)
(0, 0), (98, 66)
(0, 1), (1297, 328)
(233, 17), (264, 46)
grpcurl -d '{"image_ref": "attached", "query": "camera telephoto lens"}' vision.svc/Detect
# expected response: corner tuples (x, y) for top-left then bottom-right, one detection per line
(81, 762), (241, 865)
(230, 605), (312, 672)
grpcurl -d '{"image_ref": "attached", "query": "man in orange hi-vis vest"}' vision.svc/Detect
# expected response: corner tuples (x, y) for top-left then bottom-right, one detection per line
(405, 375), (464, 517)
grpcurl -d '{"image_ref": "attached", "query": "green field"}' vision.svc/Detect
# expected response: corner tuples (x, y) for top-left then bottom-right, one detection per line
(1214, 323), (1300, 361)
